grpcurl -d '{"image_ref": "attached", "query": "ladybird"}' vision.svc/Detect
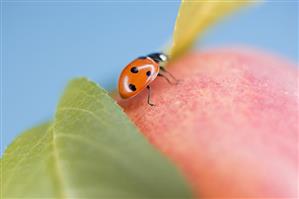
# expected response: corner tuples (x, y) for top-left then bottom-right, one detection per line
(118, 52), (177, 106)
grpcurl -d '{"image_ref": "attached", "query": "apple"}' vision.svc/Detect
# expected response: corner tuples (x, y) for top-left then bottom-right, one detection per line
(117, 48), (298, 198)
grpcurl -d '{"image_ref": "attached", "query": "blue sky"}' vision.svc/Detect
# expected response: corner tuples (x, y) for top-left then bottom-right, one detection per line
(2, 1), (298, 154)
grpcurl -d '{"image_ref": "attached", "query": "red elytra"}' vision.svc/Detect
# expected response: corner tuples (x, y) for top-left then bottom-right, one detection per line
(118, 57), (160, 99)
(118, 53), (176, 106)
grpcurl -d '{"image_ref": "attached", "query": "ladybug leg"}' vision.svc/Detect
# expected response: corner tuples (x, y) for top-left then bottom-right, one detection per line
(146, 85), (155, 106)
(159, 66), (179, 85)
(158, 73), (172, 85)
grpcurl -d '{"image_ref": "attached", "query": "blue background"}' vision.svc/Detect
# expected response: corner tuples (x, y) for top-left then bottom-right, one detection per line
(2, 1), (298, 155)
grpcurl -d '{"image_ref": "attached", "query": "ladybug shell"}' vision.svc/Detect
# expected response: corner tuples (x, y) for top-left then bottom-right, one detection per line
(118, 57), (159, 99)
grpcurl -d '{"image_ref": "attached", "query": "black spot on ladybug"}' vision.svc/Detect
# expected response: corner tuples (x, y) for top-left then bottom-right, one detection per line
(146, 71), (151, 77)
(130, 67), (138, 73)
(129, 84), (136, 91)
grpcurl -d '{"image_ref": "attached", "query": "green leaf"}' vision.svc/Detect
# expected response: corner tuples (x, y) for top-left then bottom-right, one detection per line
(1, 78), (192, 198)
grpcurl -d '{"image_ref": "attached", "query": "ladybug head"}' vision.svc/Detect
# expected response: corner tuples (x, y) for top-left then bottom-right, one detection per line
(147, 52), (168, 63)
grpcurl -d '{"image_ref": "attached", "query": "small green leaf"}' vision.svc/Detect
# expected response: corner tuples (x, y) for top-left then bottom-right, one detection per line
(1, 78), (192, 198)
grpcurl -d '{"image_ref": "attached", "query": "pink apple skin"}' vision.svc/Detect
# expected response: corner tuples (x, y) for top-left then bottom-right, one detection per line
(117, 48), (298, 198)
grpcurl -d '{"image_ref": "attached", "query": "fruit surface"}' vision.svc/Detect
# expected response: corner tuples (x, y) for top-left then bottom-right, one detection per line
(118, 48), (298, 197)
